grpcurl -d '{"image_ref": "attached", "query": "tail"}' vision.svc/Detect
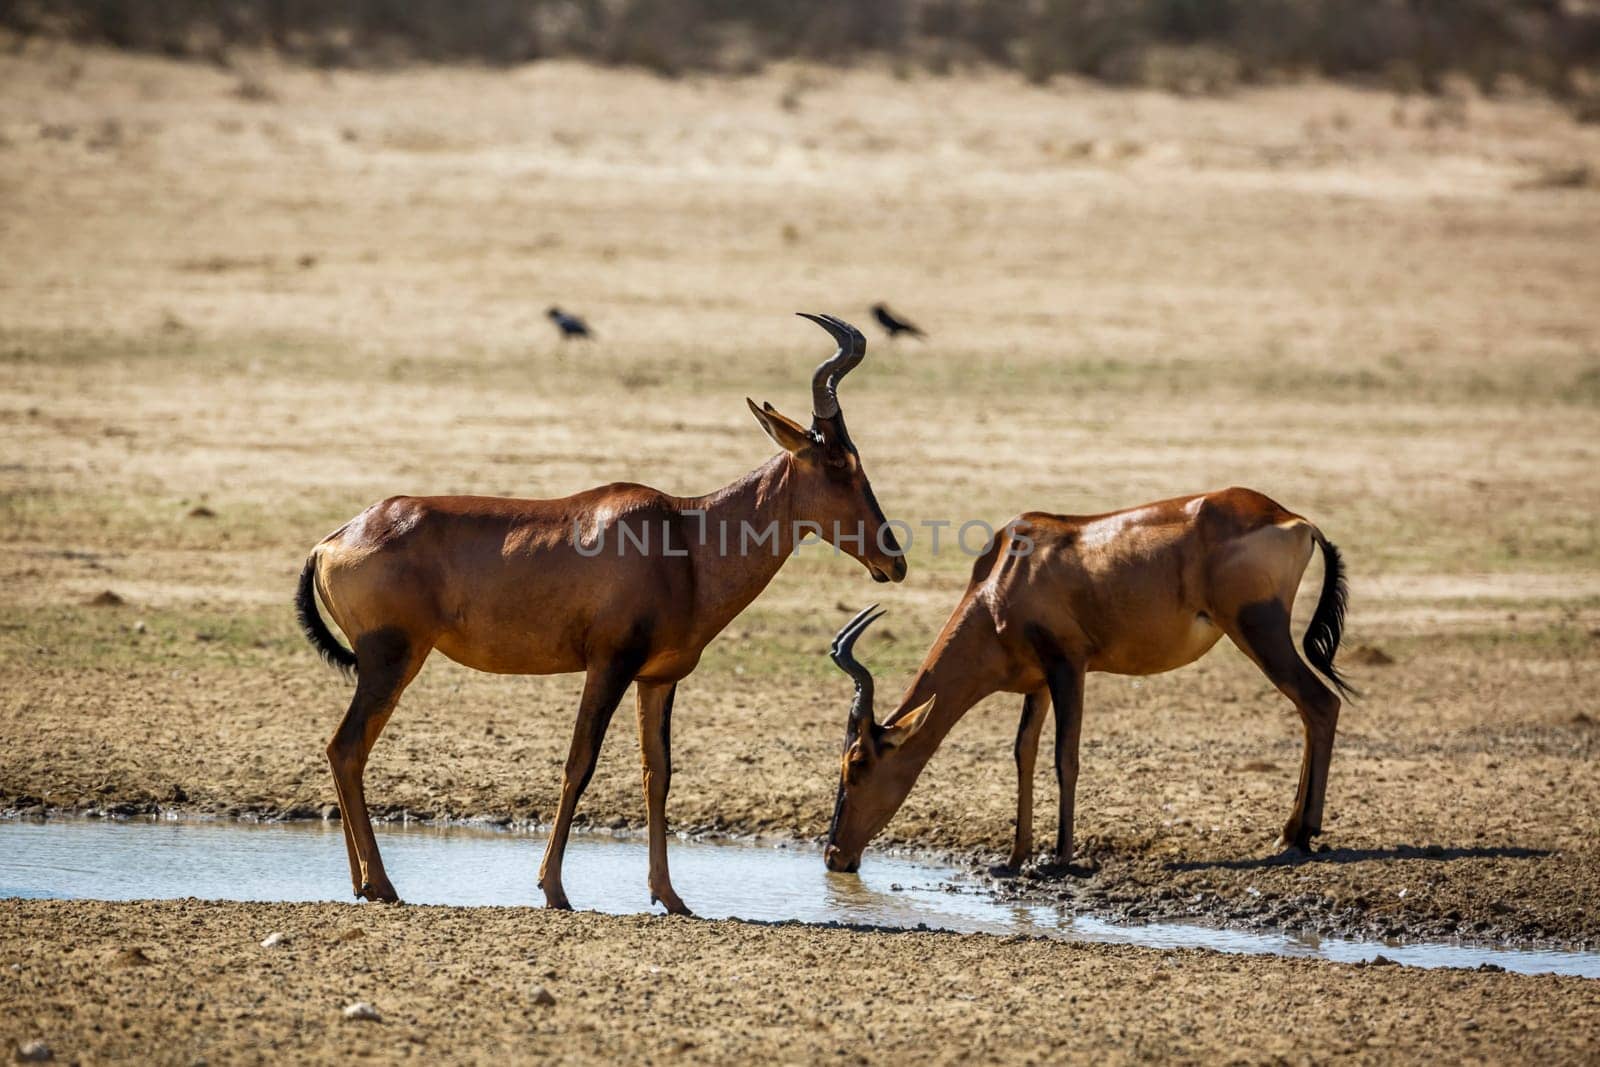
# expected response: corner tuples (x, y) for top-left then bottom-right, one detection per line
(295, 555), (357, 679)
(1303, 530), (1356, 698)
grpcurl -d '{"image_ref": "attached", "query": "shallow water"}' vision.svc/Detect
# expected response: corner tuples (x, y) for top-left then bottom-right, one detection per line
(3, 817), (1596, 978)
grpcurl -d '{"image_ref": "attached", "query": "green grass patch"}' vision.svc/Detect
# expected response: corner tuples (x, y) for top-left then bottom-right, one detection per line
(0, 603), (303, 672)
(0, 487), (359, 554)
(7, 325), (1597, 410)
(1385, 621), (1600, 661)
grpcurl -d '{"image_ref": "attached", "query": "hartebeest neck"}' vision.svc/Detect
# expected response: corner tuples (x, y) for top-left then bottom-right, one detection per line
(676, 452), (799, 647)
(883, 597), (1006, 755)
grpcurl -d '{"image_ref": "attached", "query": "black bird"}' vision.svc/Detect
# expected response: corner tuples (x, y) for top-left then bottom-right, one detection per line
(871, 303), (925, 340)
(547, 306), (592, 339)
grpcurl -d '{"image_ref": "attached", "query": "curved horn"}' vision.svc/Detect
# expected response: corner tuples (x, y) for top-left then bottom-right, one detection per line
(831, 603), (884, 736)
(797, 312), (866, 422)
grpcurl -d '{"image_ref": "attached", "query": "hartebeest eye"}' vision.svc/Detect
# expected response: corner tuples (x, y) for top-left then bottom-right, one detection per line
(821, 450), (860, 484)
(843, 746), (870, 784)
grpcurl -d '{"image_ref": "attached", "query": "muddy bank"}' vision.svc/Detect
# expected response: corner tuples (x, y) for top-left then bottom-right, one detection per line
(4, 899), (1599, 1065)
(979, 840), (1587, 950)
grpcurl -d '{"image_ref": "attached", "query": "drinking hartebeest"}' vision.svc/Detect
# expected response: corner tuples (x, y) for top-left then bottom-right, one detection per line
(822, 488), (1352, 875)
(295, 314), (905, 914)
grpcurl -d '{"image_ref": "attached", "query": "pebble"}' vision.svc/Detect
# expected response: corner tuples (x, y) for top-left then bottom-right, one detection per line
(1369, 954), (1399, 967)
(15, 1041), (52, 1062)
(259, 932), (288, 949)
(342, 1002), (381, 1022)
(530, 985), (556, 1006)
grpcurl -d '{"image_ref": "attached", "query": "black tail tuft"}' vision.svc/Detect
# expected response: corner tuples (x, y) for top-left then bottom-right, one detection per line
(1303, 533), (1356, 698)
(295, 555), (357, 680)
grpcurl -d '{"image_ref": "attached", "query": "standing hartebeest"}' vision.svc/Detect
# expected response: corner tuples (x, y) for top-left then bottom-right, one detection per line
(295, 314), (906, 914)
(821, 488), (1352, 875)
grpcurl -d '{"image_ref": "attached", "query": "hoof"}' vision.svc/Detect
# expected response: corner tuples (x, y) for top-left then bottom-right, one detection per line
(357, 882), (400, 904)
(987, 863), (1021, 880)
(651, 892), (693, 917)
(539, 874), (573, 911)
(1276, 829), (1317, 853)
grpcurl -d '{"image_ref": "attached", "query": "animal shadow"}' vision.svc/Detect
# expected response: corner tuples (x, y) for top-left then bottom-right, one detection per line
(1164, 843), (1551, 873)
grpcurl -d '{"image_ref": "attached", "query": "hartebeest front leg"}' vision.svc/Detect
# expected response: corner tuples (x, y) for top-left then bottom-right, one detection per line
(1046, 660), (1086, 869)
(326, 629), (429, 903)
(538, 656), (639, 910)
(994, 688), (1049, 877)
(635, 681), (689, 915)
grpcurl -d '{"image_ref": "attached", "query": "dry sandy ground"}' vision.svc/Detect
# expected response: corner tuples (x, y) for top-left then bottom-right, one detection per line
(5, 899), (1600, 1065)
(2, 38), (1599, 1062)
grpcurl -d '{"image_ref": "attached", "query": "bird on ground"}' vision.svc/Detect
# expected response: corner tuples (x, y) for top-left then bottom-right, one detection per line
(547, 307), (592, 339)
(871, 303), (925, 339)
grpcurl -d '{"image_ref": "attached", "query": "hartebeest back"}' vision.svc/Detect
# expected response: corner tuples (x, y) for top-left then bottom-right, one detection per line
(295, 314), (905, 913)
(823, 488), (1351, 874)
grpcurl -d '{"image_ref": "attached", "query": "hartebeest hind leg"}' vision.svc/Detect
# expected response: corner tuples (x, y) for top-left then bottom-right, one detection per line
(636, 681), (688, 915)
(1226, 600), (1341, 850)
(995, 688), (1049, 876)
(1046, 661), (1087, 867)
(327, 629), (430, 902)
(538, 655), (641, 910)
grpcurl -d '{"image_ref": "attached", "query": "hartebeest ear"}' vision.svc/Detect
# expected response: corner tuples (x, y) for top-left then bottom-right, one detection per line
(747, 397), (816, 455)
(878, 697), (936, 751)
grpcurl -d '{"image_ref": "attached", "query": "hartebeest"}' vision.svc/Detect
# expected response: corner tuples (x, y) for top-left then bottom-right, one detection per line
(295, 314), (906, 914)
(822, 488), (1352, 875)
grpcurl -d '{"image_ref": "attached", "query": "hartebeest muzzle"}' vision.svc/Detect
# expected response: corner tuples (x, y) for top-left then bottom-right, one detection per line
(823, 844), (860, 873)
(869, 554), (908, 584)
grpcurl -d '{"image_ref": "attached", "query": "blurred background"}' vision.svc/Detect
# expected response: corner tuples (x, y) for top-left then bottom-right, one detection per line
(6, 0), (1600, 100)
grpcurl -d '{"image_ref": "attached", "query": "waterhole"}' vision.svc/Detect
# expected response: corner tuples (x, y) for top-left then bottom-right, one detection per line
(3, 817), (1596, 978)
